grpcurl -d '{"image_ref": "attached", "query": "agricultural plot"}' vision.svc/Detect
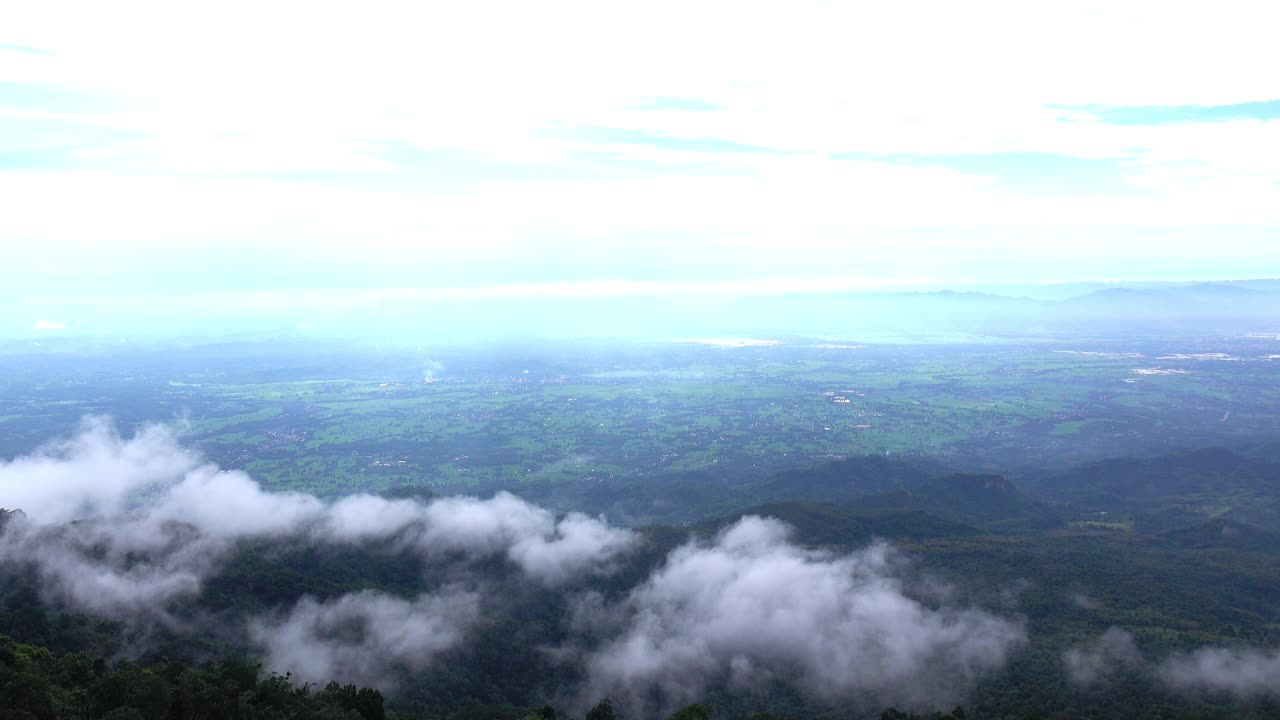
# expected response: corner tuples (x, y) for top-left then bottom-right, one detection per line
(1, 336), (1278, 493)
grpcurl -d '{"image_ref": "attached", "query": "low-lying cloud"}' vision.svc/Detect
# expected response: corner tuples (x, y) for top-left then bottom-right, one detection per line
(0, 418), (637, 621)
(1063, 627), (1143, 687)
(1064, 628), (1280, 700)
(0, 417), (200, 525)
(325, 492), (638, 585)
(0, 517), (211, 618)
(1160, 647), (1280, 698)
(576, 516), (1027, 715)
(249, 587), (481, 688)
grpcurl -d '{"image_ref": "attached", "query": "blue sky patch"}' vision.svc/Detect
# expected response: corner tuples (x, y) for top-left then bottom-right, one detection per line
(833, 151), (1145, 196)
(0, 81), (122, 114)
(1056, 100), (1280, 125)
(539, 124), (796, 154)
(0, 114), (148, 171)
(0, 44), (53, 56)
(262, 141), (753, 188)
(626, 96), (722, 112)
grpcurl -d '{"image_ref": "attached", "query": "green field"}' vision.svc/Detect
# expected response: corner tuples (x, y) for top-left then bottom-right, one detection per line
(1, 338), (1278, 493)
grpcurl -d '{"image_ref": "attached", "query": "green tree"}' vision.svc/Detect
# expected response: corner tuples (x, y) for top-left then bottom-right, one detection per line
(523, 705), (557, 720)
(99, 709), (145, 720)
(90, 664), (170, 720)
(0, 670), (54, 720)
(667, 704), (712, 720)
(586, 699), (616, 720)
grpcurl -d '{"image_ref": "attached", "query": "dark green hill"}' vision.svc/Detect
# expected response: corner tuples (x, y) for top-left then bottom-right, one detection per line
(1042, 447), (1278, 502)
(706, 501), (982, 547)
(1035, 447), (1280, 529)
(747, 456), (940, 504)
(910, 473), (1059, 531)
(1156, 518), (1280, 552)
(486, 455), (950, 527)
(731, 463), (1056, 535)
(697, 471), (1051, 545)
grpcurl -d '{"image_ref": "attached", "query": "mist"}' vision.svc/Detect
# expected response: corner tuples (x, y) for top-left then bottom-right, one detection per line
(1160, 647), (1280, 698)
(1063, 627), (1143, 687)
(1062, 629), (1280, 701)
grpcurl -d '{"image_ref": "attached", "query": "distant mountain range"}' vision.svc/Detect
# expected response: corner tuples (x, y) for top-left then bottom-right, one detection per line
(6, 278), (1279, 343)
(700, 279), (1280, 339)
(487, 442), (1280, 546)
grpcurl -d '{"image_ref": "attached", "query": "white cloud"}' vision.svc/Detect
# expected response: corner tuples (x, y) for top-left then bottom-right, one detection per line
(1160, 647), (1280, 697)
(249, 588), (481, 688)
(2, 0), (1278, 283)
(577, 516), (1026, 715)
(0, 417), (198, 525)
(0, 418), (637, 619)
(32, 320), (68, 330)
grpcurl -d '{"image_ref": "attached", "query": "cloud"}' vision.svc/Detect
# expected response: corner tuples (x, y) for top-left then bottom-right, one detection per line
(1160, 647), (1280, 698)
(248, 588), (481, 688)
(0, 418), (637, 620)
(153, 464), (326, 537)
(1062, 629), (1280, 699)
(0, 517), (209, 618)
(576, 516), (1026, 715)
(32, 319), (68, 330)
(325, 491), (639, 585)
(1063, 627), (1143, 687)
(506, 511), (640, 586)
(3, 2), (1280, 293)
(1069, 592), (1101, 610)
(0, 416), (200, 525)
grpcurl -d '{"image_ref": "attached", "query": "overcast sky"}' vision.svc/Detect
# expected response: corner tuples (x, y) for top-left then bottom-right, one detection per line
(3, 0), (1279, 300)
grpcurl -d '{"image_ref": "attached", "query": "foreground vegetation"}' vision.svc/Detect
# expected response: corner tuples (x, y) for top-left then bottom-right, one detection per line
(0, 633), (386, 720)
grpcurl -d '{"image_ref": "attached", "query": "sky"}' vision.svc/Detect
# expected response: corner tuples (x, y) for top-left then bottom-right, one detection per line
(2, 0), (1279, 308)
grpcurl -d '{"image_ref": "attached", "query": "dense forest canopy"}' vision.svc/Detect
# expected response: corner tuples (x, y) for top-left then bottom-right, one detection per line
(3, 406), (1280, 718)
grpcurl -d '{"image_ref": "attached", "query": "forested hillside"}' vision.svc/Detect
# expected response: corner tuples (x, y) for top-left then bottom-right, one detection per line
(4, 440), (1280, 719)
